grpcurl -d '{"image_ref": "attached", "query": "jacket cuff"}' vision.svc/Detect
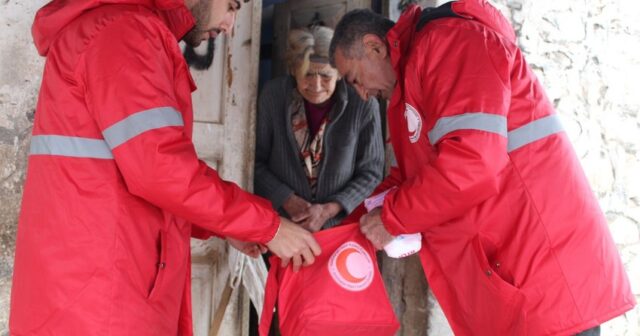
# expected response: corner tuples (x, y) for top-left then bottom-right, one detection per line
(259, 212), (281, 245)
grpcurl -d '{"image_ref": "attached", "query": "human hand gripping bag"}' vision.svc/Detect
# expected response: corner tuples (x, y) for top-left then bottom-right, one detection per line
(364, 188), (422, 259)
(259, 223), (400, 336)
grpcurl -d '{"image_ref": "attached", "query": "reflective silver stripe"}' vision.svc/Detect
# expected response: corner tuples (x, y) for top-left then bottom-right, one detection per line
(30, 135), (113, 159)
(428, 112), (507, 144)
(427, 112), (564, 152)
(507, 114), (563, 153)
(103, 107), (184, 149)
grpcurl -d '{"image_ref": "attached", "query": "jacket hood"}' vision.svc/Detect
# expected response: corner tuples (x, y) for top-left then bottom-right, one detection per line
(450, 0), (516, 42)
(389, 0), (516, 58)
(388, 1), (515, 72)
(32, 0), (194, 56)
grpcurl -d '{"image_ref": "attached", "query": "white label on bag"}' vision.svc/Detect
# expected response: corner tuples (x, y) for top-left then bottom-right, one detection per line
(364, 187), (395, 212)
(383, 233), (422, 258)
(328, 241), (374, 291)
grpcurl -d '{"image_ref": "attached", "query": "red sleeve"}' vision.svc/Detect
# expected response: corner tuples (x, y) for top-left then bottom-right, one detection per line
(190, 224), (222, 240)
(82, 15), (278, 244)
(381, 22), (513, 235)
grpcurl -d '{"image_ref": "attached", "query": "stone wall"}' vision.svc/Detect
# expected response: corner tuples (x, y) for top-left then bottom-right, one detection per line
(423, 0), (640, 335)
(0, 1), (47, 334)
(0, 0), (638, 335)
(492, 1), (640, 335)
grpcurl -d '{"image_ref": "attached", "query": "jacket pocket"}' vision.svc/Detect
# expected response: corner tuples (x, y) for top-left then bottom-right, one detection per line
(147, 230), (167, 300)
(467, 235), (527, 335)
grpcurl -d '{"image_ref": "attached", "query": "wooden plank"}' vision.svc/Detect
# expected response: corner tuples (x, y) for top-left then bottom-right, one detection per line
(189, 0), (264, 335)
(272, 0), (371, 78)
(380, 254), (430, 336)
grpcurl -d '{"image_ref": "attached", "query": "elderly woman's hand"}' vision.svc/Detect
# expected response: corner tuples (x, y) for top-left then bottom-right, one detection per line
(282, 193), (312, 222)
(300, 202), (342, 232)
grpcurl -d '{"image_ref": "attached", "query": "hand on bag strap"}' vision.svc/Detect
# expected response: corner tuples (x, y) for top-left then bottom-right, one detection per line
(209, 253), (250, 336)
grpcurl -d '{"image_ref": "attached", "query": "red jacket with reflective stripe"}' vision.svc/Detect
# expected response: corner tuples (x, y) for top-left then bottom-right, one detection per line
(10, 1), (279, 335)
(378, 2), (635, 335)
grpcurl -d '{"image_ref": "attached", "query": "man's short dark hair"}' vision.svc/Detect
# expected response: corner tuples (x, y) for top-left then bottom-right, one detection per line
(329, 9), (395, 66)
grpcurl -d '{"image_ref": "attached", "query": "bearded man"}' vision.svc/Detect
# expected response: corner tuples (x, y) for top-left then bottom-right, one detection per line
(10, 0), (321, 334)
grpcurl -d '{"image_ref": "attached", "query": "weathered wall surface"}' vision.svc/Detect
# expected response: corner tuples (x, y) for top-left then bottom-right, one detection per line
(492, 1), (640, 335)
(0, 1), (47, 334)
(389, 0), (640, 335)
(422, 0), (640, 335)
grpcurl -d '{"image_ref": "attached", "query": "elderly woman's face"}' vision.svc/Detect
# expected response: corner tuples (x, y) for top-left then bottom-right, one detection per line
(294, 62), (339, 105)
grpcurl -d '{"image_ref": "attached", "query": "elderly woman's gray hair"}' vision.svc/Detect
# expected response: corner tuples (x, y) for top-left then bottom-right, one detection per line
(286, 26), (335, 78)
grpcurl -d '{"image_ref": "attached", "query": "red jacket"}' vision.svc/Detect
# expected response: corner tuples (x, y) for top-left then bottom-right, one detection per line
(10, 1), (279, 334)
(378, 2), (635, 335)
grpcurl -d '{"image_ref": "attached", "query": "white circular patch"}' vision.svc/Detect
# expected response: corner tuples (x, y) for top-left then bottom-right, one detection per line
(404, 103), (422, 143)
(327, 241), (374, 291)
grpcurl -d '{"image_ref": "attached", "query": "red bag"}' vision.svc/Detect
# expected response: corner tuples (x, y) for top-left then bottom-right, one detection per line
(259, 223), (400, 336)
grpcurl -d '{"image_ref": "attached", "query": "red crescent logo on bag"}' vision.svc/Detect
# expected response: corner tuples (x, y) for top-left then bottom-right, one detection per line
(328, 241), (374, 291)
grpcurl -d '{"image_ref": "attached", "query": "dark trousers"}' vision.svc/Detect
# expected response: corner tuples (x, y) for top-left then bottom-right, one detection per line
(575, 325), (600, 336)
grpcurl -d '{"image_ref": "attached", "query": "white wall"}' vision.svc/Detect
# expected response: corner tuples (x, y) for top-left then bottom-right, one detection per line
(425, 1), (640, 335)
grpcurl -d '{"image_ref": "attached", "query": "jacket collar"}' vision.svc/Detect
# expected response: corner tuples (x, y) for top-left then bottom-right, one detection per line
(156, 3), (196, 41)
(386, 1), (516, 74)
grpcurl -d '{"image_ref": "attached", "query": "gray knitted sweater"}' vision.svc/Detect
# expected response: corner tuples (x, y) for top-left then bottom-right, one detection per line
(254, 76), (384, 229)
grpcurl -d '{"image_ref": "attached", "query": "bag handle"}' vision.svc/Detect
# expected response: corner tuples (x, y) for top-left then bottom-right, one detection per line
(258, 256), (280, 336)
(208, 278), (234, 336)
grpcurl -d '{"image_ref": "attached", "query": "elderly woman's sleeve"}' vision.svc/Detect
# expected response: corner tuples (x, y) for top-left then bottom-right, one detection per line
(327, 98), (385, 214)
(253, 82), (294, 210)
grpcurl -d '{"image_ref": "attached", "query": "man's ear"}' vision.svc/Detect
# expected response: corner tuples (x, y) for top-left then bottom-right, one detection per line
(362, 34), (388, 60)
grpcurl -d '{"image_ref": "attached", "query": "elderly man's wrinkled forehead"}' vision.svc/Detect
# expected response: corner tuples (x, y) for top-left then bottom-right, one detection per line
(328, 9), (394, 66)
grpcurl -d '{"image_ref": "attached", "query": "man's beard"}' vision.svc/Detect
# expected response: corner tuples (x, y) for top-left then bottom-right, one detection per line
(183, 0), (211, 47)
(183, 38), (216, 70)
(183, 28), (209, 47)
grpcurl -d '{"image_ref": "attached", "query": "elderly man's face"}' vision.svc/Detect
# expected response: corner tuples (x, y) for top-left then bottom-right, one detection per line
(184, 0), (240, 47)
(333, 38), (396, 101)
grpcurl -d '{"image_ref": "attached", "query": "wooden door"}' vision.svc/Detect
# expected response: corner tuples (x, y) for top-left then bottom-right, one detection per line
(186, 1), (266, 335)
(269, 1), (445, 335)
(271, 0), (371, 78)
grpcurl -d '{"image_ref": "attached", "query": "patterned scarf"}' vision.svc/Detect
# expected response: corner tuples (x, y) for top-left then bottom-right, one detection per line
(290, 91), (330, 195)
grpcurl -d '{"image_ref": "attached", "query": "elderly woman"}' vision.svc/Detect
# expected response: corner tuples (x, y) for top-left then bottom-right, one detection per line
(254, 26), (384, 232)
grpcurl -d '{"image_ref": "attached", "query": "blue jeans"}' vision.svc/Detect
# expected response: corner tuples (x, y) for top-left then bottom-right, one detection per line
(575, 325), (600, 336)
